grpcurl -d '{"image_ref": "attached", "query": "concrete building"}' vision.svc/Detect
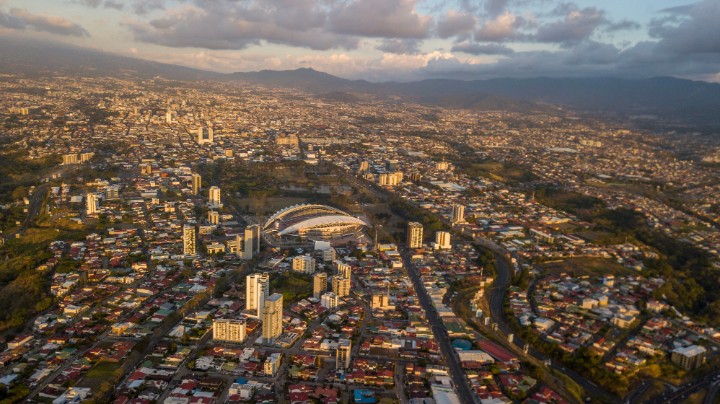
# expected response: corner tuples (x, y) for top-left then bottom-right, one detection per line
(213, 319), (246, 343)
(451, 204), (465, 224)
(192, 173), (202, 195)
(292, 255), (316, 274)
(264, 352), (282, 376)
(435, 231), (451, 250)
(183, 224), (196, 256)
(262, 293), (284, 343)
(208, 186), (221, 208)
(246, 273), (270, 317)
(313, 272), (328, 299)
(85, 193), (97, 216)
(242, 225), (261, 259)
(671, 345), (707, 370)
(332, 276), (351, 297)
(407, 222), (423, 249)
(371, 292), (391, 310)
(335, 261), (352, 279)
(208, 210), (219, 225)
(336, 339), (352, 371)
(320, 292), (339, 309)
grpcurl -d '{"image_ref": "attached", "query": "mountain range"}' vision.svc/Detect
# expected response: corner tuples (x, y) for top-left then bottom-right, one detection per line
(2, 37), (720, 127)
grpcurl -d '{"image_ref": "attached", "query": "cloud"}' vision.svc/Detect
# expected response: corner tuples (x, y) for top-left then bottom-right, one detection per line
(649, 0), (720, 54)
(0, 8), (89, 36)
(534, 6), (606, 45)
(128, 2), (358, 51)
(73, 0), (164, 14)
(328, 0), (432, 38)
(451, 42), (514, 55)
(436, 10), (475, 39)
(377, 38), (422, 54)
(474, 11), (525, 42)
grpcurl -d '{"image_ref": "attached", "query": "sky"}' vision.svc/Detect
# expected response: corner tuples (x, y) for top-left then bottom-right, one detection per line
(1, 0), (719, 82)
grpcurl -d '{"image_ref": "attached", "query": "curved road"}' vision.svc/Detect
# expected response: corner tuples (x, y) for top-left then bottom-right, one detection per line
(487, 250), (618, 403)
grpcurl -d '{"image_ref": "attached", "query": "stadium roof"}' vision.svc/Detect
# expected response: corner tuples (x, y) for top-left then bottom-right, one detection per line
(278, 215), (368, 236)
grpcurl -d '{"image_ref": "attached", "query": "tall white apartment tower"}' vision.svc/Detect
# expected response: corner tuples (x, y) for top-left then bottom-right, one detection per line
(246, 273), (270, 317)
(407, 222), (423, 249)
(85, 193), (97, 215)
(183, 224), (196, 256)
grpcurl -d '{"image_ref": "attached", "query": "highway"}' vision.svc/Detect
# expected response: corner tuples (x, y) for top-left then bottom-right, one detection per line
(647, 369), (720, 404)
(400, 247), (480, 404)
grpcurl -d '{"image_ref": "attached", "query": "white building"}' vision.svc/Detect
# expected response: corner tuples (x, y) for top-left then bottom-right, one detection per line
(208, 186), (221, 208)
(435, 231), (451, 250)
(183, 224), (196, 256)
(246, 273), (270, 317)
(292, 255), (316, 274)
(320, 292), (339, 309)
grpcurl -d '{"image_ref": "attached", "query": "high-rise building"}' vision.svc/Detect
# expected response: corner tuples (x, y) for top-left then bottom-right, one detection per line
(313, 273), (328, 299)
(451, 204), (465, 224)
(208, 186), (221, 208)
(235, 234), (243, 258)
(165, 110), (172, 124)
(407, 222), (423, 249)
(183, 224), (196, 256)
(242, 225), (261, 260)
(85, 193), (97, 215)
(335, 261), (351, 279)
(358, 161), (369, 173)
(105, 185), (120, 200)
(292, 255), (316, 274)
(192, 173), (202, 195)
(213, 319), (246, 343)
(332, 276), (351, 297)
(262, 293), (283, 343)
(208, 210), (219, 225)
(321, 292), (338, 309)
(246, 273), (270, 317)
(336, 339), (352, 371)
(435, 231), (451, 250)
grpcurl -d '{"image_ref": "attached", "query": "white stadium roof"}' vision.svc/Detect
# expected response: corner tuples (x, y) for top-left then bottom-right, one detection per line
(278, 215), (368, 236)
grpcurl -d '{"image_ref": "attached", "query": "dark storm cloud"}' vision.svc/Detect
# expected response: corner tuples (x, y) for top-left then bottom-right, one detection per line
(0, 8), (89, 37)
(451, 42), (514, 55)
(649, 0), (720, 54)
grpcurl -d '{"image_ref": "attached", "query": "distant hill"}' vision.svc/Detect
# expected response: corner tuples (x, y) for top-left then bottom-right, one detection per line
(0, 37), (218, 81)
(2, 37), (719, 125)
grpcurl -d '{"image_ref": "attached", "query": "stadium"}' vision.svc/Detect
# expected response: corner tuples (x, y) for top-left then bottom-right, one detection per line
(263, 204), (369, 246)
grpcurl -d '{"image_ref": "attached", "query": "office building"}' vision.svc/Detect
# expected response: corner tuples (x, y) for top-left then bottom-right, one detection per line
(183, 224), (196, 256)
(435, 231), (451, 250)
(208, 186), (221, 208)
(212, 319), (246, 343)
(264, 353), (282, 376)
(192, 173), (202, 195)
(332, 276), (351, 297)
(371, 292), (391, 310)
(262, 293), (284, 343)
(208, 210), (219, 225)
(451, 204), (465, 224)
(292, 255), (316, 274)
(313, 273), (328, 299)
(85, 193), (97, 215)
(320, 292), (339, 309)
(407, 222), (423, 249)
(246, 273), (270, 316)
(336, 339), (352, 371)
